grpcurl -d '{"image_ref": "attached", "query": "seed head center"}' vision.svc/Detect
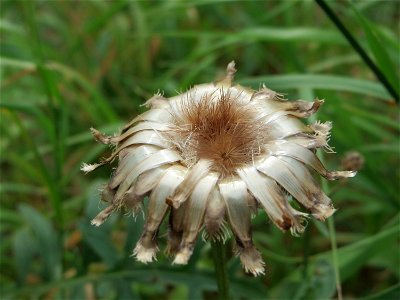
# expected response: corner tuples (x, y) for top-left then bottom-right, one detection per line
(167, 91), (265, 176)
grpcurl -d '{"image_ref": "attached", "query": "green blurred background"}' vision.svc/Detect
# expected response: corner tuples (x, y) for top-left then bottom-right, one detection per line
(1, 0), (399, 299)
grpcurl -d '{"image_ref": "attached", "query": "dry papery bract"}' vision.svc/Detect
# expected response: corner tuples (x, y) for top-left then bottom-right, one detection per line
(82, 61), (356, 276)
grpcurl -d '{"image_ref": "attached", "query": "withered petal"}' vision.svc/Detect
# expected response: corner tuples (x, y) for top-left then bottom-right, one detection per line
(237, 166), (298, 231)
(173, 173), (218, 265)
(114, 149), (182, 201)
(219, 179), (251, 242)
(266, 140), (356, 180)
(167, 159), (213, 209)
(257, 156), (334, 221)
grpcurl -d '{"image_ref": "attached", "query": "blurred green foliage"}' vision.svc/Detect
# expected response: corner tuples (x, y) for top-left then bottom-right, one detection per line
(0, 0), (399, 299)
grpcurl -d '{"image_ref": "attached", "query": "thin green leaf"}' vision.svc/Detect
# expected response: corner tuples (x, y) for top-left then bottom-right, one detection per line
(0, 101), (54, 139)
(333, 225), (398, 281)
(18, 204), (62, 281)
(8, 113), (63, 227)
(152, 27), (347, 45)
(0, 57), (118, 124)
(0, 182), (44, 195)
(360, 283), (400, 300)
(351, 116), (395, 140)
(239, 74), (392, 101)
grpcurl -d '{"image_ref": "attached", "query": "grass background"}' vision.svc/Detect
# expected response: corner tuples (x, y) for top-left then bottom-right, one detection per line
(0, 0), (399, 299)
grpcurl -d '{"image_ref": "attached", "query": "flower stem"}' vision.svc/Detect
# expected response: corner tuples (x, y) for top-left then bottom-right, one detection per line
(211, 240), (231, 300)
(327, 216), (343, 300)
(319, 159), (343, 300)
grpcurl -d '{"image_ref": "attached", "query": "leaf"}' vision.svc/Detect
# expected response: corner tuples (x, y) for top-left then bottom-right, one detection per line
(270, 225), (398, 298)
(114, 279), (141, 300)
(271, 259), (335, 300)
(351, 116), (394, 140)
(0, 101), (54, 143)
(351, 3), (399, 95)
(361, 284), (400, 300)
(79, 180), (120, 268)
(13, 227), (39, 284)
(18, 204), (62, 281)
(239, 74), (392, 101)
(361, 143), (399, 153)
(123, 211), (144, 256)
(84, 1), (128, 34)
(334, 225), (398, 281)
(153, 27), (347, 45)
(0, 18), (25, 34)
(309, 54), (359, 72)
(341, 103), (399, 130)
(307, 260), (335, 299)
(5, 267), (268, 299)
(0, 182), (45, 196)
(0, 57), (118, 124)
(171, 284), (189, 300)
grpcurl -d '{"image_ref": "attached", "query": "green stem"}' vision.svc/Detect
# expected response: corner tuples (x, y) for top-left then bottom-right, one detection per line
(211, 241), (230, 300)
(303, 83), (343, 299)
(320, 162), (343, 300)
(315, 0), (399, 103)
(302, 226), (310, 278)
(327, 217), (343, 300)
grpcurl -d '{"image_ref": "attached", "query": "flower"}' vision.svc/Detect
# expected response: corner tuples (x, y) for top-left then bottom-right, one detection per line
(82, 62), (356, 276)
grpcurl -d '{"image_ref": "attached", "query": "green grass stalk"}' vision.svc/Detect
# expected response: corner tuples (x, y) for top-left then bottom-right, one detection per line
(315, 0), (399, 102)
(301, 86), (343, 299)
(320, 159), (343, 300)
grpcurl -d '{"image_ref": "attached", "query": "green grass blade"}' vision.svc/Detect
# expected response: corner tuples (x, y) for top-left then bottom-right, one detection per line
(151, 27), (346, 44)
(9, 112), (64, 228)
(19, 204), (62, 281)
(360, 284), (400, 300)
(350, 2), (399, 95)
(240, 74), (392, 100)
(315, 0), (399, 102)
(0, 57), (118, 124)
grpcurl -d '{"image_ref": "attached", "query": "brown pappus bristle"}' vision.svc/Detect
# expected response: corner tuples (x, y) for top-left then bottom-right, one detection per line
(165, 91), (268, 177)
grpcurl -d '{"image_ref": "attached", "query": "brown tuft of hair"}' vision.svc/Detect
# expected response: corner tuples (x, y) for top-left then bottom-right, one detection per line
(165, 90), (267, 176)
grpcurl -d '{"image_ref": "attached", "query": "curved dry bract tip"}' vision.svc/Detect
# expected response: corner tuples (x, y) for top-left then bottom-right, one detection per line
(238, 246), (266, 276)
(217, 60), (237, 86)
(81, 163), (99, 174)
(82, 61), (356, 276)
(226, 60), (236, 77)
(172, 247), (192, 265)
(133, 243), (158, 264)
(90, 205), (114, 226)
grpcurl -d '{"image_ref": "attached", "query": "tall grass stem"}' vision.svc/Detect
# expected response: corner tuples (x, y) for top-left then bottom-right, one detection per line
(319, 157), (343, 300)
(304, 82), (343, 299)
(315, 0), (399, 103)
(327, 217), (343, 300)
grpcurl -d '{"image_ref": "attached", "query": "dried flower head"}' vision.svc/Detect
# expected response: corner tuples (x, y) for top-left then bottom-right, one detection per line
(82, 62), (356, 276)
(341, 151), (364, 171)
